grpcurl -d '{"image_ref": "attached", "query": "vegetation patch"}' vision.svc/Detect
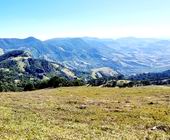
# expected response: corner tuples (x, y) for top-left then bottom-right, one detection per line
(0, 86), (169, 139)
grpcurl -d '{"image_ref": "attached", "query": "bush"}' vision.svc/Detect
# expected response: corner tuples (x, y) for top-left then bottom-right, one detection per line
(141, 80), (150, 86)
(24, 82), (35, 91)
(48, 76), (66, 88)
(35, 80), (49, 89)
(70, 79), (85, 86)
(88, 78), (107, 86)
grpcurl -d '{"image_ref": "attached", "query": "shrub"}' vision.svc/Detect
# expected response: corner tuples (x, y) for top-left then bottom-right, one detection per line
(24, 82), (35, 91)
(71, 79), (85, 86)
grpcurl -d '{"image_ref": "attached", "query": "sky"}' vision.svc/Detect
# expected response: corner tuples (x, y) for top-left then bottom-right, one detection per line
(0, 0), (170, 40)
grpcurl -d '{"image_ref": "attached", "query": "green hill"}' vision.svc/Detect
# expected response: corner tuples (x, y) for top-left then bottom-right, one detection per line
(0, 50), (77, 91)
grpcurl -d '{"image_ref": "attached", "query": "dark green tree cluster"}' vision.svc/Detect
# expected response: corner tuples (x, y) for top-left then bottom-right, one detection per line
(23, 76), (85, 91)
(0, 70), (85, 92)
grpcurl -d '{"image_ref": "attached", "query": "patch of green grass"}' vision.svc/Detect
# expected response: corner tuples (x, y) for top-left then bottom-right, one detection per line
(0, 86), (169, 139)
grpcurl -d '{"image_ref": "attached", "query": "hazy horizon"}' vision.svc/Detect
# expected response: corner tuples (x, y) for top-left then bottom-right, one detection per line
(0, 36), (170, 41)
(0, 0), (170, 39)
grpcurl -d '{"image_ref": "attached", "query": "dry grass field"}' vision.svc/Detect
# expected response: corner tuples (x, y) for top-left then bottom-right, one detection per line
(0, 86), (169, 140)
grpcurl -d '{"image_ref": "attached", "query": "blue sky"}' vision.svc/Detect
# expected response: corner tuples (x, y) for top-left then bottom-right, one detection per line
(0, 0), (170, 39)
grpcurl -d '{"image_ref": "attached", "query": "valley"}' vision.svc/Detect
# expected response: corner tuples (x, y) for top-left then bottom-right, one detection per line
(1, 37), (170, 74)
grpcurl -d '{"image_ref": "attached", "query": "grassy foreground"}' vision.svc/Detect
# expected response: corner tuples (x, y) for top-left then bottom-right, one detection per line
(0, 86), (169, 140)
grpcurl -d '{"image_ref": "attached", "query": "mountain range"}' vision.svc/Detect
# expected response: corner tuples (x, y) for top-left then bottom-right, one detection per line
(0, 50), (120, 82)
(0, 37), (170, 75)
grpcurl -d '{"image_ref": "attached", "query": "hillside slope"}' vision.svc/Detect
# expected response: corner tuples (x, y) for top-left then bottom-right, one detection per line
(0, 50), (77, 82)
(0, 37), (170, 74)
(0, 87), (169, 139)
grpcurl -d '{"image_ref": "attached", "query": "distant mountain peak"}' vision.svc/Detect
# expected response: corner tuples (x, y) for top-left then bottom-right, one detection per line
(25, 36), (39, 40)
(24, 37), (42, 43)
(0, 37), (170, 75)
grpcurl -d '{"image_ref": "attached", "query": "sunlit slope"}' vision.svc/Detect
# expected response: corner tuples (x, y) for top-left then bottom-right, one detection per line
(0, 86), (169, 139)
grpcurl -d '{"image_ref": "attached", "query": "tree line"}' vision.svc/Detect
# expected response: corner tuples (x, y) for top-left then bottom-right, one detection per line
(0, 76), (85, 92)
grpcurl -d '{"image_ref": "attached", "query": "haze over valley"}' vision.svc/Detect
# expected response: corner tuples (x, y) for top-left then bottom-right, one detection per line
(0, 36), (170, 75)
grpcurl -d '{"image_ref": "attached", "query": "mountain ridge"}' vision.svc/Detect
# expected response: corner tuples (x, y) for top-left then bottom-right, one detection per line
(0, 37), (170, 75)
(0, 50), (77, 80)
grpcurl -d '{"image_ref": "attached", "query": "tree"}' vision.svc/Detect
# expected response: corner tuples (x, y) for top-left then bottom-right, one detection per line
(71, 79), (84, 86)
(141, 80), (150, 86)
(48, 76), (63, 88)
(24, 82), (35, 91)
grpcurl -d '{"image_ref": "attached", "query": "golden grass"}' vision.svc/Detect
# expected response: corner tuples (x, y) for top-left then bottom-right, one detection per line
(0, 86), (169, 140)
